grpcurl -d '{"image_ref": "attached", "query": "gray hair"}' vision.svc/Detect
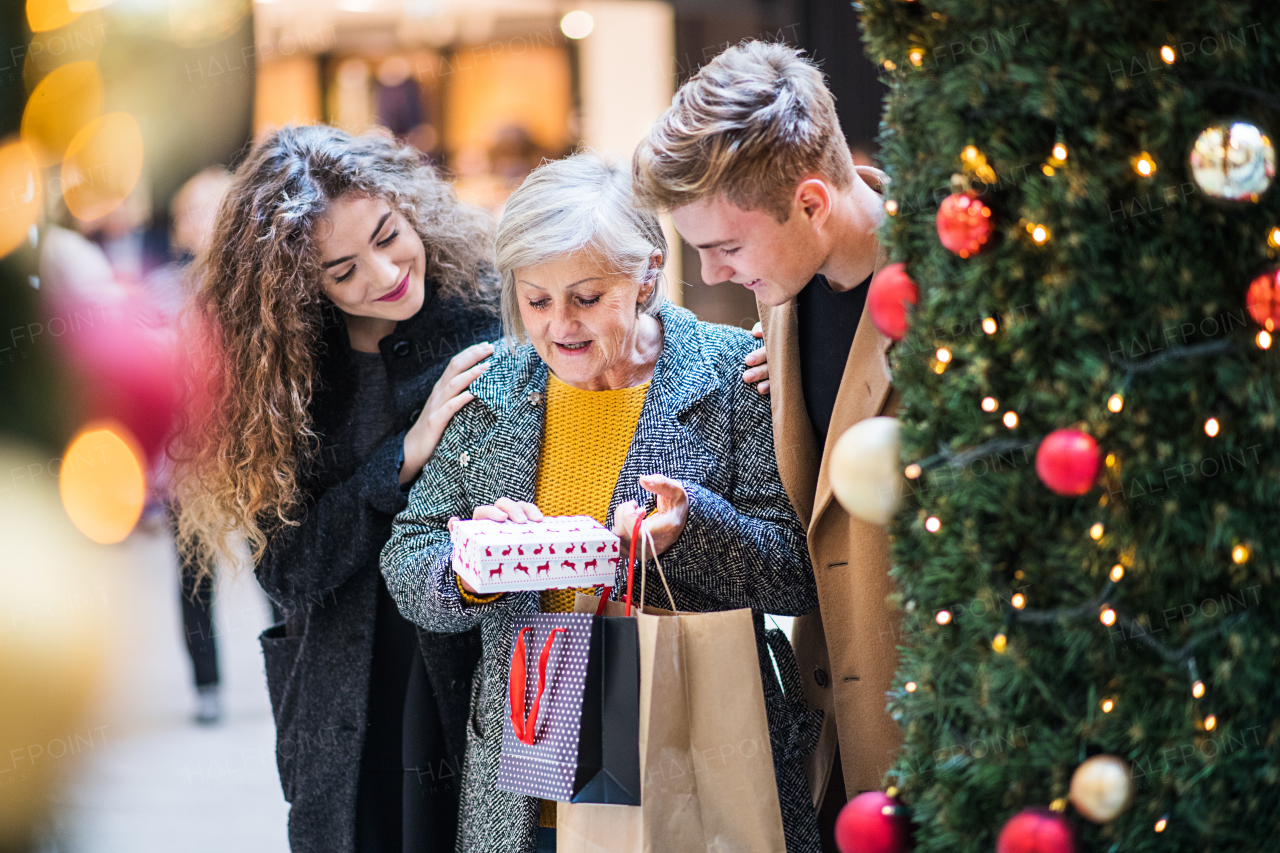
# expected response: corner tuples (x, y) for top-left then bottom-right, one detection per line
(495, 151), (667, 343)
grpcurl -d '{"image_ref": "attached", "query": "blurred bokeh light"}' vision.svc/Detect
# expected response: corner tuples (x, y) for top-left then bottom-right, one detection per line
(58, 424), (146, 544)
(168, 0), (251, 47)
(19, 60), (104, 167)
(66, 0), (116, 11)
(0, 443), (109, 848)
(24, 12), (107, 80)
(26, 0), (81, 33)
(560, 10), (594, 39)
(0, 139), (42, 257)
(61, 111), (145, 219)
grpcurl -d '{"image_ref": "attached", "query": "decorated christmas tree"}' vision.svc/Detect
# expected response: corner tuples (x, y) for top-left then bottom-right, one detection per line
(854, 1), (1280, 850)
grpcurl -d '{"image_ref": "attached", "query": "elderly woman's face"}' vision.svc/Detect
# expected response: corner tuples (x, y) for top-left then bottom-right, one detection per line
(514, 252), (655, 389)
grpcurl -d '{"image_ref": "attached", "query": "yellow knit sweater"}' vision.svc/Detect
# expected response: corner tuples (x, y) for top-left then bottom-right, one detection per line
(535, 373), (648, 611)
(535, 373), (648, 827)
(456, 374), (650, 608)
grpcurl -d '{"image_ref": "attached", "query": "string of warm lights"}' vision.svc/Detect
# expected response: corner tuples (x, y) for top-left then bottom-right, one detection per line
(906, 346), (1254, 690)
(932, 342), (1232, 457)
(993, 578), (1250, 684)
(874, 123), (1278, 843)
(909, 436), (1035, 474)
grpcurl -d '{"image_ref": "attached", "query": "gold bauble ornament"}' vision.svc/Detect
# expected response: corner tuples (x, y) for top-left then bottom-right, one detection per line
(830, 417), (904, 525)
(1069, 754), (1134, 823)
(1189, 121), (1275, 201)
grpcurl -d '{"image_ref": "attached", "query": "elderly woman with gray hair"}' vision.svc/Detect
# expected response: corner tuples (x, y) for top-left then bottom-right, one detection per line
(381, 152), (820, 853)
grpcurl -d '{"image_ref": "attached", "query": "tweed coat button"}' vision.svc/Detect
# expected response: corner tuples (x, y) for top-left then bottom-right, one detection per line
(459, 451), (470, 467)
(528, 391), (543, 406)
(392, 340), (411, 357)
(813, 667), (829, 688)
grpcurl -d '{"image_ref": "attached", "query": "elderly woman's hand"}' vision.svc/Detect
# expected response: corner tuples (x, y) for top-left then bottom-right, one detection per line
(473, 497), (544, 523)
(456, 498), (545, 594)
(613, 474), (689, 556)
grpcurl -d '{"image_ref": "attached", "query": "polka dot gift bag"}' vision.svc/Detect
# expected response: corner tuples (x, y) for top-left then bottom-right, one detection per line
(493, 612), (641, 805)
(494, 523), (644, 806)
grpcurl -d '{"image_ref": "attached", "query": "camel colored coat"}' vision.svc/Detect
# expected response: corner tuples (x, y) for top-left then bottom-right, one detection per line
(756, 166), (903, 803)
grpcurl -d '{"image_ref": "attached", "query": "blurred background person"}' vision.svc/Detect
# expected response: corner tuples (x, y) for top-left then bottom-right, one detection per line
(40, 165), (239, 727)
(36, 181), (161, 307)
(71, 181), (170, 288)
(145, 166), (233, 318)
(150, 166), (237, 724)
(452, 125), (551, 219)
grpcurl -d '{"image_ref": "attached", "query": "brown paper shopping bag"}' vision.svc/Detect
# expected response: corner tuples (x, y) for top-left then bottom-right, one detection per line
(558, 528), (786, 853)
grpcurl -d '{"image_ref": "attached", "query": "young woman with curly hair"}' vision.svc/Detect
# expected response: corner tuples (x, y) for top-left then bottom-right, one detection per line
(172, 125), (500, 853)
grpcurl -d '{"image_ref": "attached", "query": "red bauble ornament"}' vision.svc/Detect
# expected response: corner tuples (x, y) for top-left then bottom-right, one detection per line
(867, 263), (918, 342)
(1246, 269), (1280, 331)
(936, 192), (994, 258)
(1035, 430), (1100, 496)
(59, 294), (179, 462)
(834, 791), (911, 853)
(996, 808), (1075, 853)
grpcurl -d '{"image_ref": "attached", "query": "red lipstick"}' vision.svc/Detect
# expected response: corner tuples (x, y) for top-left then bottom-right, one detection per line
(376, 272), (410, 302)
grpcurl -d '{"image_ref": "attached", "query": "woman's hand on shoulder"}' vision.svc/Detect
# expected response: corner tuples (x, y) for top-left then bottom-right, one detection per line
(742, 321), (770, 395)
(400, 341), (493, 485)
(613, 474), (688, 556)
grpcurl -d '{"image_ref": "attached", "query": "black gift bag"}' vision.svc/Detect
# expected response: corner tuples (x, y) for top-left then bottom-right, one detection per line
(574, 614), (641, 803)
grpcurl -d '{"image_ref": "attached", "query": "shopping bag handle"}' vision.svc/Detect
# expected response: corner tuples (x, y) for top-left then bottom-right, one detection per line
(624, 514), (642, 616)
(639, 523), (679, 614)
(508, 626), (566, 745)
(596, 513), (680, 615)
(595, 514), (644, 617)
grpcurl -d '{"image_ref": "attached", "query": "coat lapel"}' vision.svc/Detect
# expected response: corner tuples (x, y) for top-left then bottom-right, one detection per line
(607, 304), (719, 524)
(810, 245), (893, 535)
(467, 347), (548, 506)
(761, 298), (820, 528)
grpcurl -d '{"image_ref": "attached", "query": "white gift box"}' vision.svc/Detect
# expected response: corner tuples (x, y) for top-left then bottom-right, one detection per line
(449, 515), (622, 593)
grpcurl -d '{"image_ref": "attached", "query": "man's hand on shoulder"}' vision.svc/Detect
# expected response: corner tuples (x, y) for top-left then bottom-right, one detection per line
(742, 321), (770, 395)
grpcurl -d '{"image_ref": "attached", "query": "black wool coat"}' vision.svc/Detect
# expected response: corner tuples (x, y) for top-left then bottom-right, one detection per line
(256, 277), (501, 853)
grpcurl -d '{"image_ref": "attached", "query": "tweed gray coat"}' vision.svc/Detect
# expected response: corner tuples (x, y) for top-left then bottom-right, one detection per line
(381, 303), (824, 853)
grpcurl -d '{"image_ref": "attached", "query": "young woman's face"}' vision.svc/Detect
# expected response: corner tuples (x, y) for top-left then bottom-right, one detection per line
(315, 194), (426, 322)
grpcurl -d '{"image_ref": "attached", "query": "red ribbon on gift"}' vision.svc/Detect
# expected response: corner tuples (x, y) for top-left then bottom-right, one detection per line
(508, 626), (566, 745)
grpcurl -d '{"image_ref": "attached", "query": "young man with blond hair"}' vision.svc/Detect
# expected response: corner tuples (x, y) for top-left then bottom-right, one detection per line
(633, 39), (902, 843)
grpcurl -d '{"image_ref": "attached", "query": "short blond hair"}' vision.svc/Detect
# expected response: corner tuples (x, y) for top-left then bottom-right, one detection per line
(495, 151), (666, 344)
(633, 41), (854, 222)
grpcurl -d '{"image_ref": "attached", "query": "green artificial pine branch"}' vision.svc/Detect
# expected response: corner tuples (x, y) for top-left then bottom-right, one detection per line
(859, 0), (1280, 849)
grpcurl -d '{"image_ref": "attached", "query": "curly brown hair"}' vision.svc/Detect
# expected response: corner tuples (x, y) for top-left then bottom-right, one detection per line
(172, 125), (493, 575)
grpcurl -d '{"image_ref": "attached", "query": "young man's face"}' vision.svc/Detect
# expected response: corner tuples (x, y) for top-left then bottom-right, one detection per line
(670, 193), (822, 307)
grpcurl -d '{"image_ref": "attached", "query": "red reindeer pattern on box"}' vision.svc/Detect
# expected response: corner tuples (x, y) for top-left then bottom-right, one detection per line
(449, 515), (620, 593)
